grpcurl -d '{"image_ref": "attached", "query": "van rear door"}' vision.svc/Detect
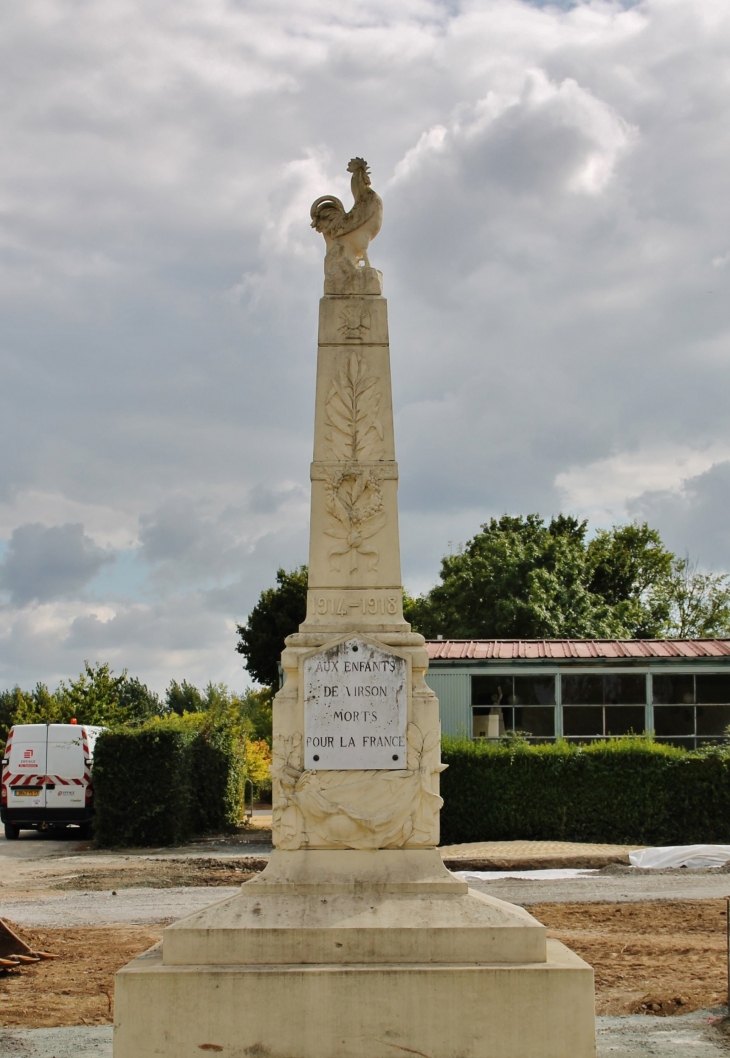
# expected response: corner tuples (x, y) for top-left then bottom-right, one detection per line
(6, 725), (47, 811)
(46, 725), (86, 810)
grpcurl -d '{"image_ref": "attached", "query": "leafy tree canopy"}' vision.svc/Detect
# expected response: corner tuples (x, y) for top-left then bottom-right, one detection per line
(236, 518), (730, 684)
(166, 679), (206, 715)
(0, 663), (163, 744)
(235, 566), (308, 688)
(656, 556), (730, 639)
(403, 515), (730, 641)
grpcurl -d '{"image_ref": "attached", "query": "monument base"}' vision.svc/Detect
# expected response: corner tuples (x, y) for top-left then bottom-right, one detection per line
(113, 851), (595, 1058)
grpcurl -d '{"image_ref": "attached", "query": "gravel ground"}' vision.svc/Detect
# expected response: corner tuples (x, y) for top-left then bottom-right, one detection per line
(465, 868), (730, 906)
(1, 1012), (728, 1057)
(0, 1026), (113, 1056)
(4, 869), (730, 927)
(0, 886), (240, 927)
(595, 1008), (729, 1055)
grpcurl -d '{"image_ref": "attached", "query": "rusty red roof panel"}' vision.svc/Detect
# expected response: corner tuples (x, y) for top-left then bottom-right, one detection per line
(426, 639), (730, 661)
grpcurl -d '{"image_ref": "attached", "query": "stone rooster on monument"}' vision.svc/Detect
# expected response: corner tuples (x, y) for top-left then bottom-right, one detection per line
(310, 158), (384, 295)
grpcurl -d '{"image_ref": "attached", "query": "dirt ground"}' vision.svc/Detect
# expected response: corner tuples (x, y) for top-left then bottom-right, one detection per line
(0, 925), (161, 1028)
(0, 900), (728, 1028)
(47, 856), (267, 890)
(534, 900), (730, 1017)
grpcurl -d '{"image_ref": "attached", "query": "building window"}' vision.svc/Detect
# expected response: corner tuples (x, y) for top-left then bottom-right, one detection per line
(471, 675), (555, 740)
(653, 674), (730, 747)
(562, 674), (645, 740)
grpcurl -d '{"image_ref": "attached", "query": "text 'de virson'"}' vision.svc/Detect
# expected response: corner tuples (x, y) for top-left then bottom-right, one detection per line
(303, 638), (407, 770)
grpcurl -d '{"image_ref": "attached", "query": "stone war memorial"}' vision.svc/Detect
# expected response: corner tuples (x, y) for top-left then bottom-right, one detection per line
(113, 159), (596, 1058)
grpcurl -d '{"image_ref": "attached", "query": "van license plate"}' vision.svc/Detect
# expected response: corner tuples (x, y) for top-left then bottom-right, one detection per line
(14, 789), (40, 797)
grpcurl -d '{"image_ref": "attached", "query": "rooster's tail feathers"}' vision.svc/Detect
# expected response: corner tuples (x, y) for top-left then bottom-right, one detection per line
(310, 195), (345, 233)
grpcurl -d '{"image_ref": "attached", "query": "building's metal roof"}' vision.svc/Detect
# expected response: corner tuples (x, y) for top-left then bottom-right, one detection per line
(426, 639), (730, 661)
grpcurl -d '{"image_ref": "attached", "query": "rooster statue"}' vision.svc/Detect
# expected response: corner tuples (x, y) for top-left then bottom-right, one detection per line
(310, 158), (383, 294)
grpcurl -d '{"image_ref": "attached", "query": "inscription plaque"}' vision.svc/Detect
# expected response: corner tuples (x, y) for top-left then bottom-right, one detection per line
(304, 637), (407, 770)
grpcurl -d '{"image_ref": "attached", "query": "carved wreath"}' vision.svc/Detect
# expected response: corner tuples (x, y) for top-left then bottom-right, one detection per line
(323, 467), (386, 573)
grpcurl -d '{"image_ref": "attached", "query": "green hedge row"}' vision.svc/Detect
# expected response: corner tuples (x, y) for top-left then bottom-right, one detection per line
(92, 718), (244, 847)
(440, 736), (730, 847)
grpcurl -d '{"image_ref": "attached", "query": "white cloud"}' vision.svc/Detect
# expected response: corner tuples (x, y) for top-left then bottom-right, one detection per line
(556, 443), (730, 526)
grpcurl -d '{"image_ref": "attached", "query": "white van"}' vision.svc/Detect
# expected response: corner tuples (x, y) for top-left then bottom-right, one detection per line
(1, 723), (104, 839)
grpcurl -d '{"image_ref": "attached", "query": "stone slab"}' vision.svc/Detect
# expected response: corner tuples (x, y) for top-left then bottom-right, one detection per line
(114, 938), (595, 1058)
(304, 637), (407, 770)
(8, 1011), (729, 1058)
(162, 850), (545, 966)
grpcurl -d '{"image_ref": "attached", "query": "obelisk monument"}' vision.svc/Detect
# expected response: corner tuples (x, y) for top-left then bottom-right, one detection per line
(113, 159), (596, 1058)
(272, 156), (443, 851)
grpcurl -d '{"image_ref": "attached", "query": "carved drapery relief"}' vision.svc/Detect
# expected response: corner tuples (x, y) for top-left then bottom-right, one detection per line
(271, 722), (445, 850)
(323, 466), (386, 572)
(324, 352), (384, 462)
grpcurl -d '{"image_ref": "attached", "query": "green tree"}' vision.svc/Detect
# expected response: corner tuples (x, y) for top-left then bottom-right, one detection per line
(405, 515), (676, 640)
(236, 566), (308, 688)
(55, 663), (161, 727)
(232, 687), (273, 745)
(658, 556), (730, 638)
(166, 679), (206, 715)
(0, 687), (33, 746)
(11, 683), (61, 726)
(586, 522), (673, 636)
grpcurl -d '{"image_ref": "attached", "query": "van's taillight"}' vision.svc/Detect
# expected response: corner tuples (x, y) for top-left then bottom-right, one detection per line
(1, 786), (6, 806)
(1, 759), (8, 767)
(85, 783), (93, 803)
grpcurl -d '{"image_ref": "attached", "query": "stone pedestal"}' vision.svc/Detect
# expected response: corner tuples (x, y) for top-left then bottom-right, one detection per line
(113, 160), (596, 1058)
(114, 850), (595, 1058)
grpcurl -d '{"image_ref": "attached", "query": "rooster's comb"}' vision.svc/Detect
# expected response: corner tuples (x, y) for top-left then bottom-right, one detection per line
(347, 157), (370, 173)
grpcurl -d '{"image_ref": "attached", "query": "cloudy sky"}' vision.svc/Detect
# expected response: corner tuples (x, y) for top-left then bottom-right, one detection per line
(1, 0), (729, 693)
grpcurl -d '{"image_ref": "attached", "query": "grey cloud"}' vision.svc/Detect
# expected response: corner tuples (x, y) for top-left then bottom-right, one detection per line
(629, 463), (730, 570)
(0, 0), (729, 688)
(245, 483), (308, 515)
(0, 523), (114, 606)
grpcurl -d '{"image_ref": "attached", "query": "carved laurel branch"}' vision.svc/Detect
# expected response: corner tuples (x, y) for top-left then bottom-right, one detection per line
(324, 352), (384, 461)
(323, 466), (386, 573)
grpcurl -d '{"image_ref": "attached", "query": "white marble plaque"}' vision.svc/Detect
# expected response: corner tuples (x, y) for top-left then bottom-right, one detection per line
(304, 637), (407, 770)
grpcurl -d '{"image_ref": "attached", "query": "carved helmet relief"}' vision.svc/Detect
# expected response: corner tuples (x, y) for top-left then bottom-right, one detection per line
(338, 305), (372, 340)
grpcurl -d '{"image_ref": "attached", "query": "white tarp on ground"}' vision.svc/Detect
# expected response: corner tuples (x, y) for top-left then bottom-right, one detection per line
(629, 845), (730, 869)
(454, 868), (598, 881)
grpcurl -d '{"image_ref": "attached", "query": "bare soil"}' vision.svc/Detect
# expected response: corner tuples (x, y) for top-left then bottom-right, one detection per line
(0, 925), (161, 1028)
(534, 900), (730, 1017)
(47, 857), (267, 890)
(0, 900), (728, 1027)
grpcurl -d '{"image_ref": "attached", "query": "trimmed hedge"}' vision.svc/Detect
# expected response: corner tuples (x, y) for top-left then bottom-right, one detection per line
(440, 736), (730, 847)
(92, 718), (244, 847)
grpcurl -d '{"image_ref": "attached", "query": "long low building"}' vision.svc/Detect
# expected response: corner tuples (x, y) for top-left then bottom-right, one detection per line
(424, 639), (730, 748)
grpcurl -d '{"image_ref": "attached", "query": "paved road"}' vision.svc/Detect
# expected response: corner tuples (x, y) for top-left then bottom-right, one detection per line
(0, 886), (240, 926)
(0, 826), (274, 862)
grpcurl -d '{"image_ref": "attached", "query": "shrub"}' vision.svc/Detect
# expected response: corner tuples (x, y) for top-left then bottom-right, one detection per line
(92, 715), (244, 847)
(440, 736), (730, 847)
(244, 739), (272, 798)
